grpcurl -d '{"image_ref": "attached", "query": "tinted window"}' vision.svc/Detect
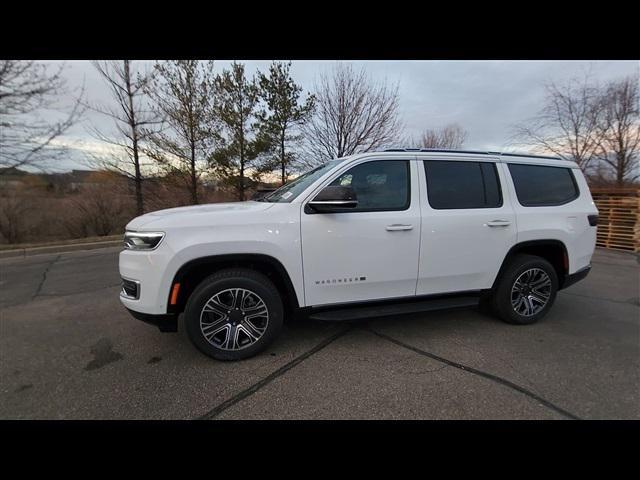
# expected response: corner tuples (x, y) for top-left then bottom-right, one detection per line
(508, 164), (579, 206)
(424, 161), (502, 209)
(328, 160), (409, 211)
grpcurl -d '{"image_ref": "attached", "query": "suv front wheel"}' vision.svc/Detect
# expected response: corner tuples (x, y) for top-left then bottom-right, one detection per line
(492, 254), (559, 325)
(184, 269), (284, 361)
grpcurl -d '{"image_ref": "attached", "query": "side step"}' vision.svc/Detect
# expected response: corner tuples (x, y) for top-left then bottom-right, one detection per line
(308, 296), (480, 322)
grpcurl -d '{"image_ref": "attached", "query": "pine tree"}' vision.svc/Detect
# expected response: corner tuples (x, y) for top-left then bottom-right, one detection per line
(144, 60), (218, 205)
(211, 62), (268, 201)
(256, 61), (315, 185)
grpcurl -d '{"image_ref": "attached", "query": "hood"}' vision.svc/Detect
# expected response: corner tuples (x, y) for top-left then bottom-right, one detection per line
(126, 201), (276, 230)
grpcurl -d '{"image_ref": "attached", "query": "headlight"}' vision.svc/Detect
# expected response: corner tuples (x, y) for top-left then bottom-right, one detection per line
(123, 231), (165, 250)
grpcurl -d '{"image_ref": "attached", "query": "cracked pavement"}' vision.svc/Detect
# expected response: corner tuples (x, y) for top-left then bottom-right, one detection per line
(0, 247), (638, 419)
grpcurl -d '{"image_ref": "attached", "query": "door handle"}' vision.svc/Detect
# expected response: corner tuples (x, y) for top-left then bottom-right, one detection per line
(486, 220), (511, 227)
(386, 224), (413, 231)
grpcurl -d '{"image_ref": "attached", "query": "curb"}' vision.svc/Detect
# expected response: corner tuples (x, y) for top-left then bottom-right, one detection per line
(0, 240), (123, 259)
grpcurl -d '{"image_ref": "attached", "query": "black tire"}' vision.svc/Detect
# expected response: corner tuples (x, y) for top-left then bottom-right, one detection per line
(492, 254), (558, 325)
(184, 269), (284, 361)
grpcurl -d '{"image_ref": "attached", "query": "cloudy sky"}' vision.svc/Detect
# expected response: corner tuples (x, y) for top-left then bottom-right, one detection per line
(42, 60), (639, 172)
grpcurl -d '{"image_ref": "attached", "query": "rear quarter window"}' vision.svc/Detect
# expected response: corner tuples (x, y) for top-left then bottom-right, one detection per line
(508, 164), (579, 206)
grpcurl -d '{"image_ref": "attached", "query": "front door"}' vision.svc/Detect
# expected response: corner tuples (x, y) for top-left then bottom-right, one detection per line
(301, 158), (421, 306)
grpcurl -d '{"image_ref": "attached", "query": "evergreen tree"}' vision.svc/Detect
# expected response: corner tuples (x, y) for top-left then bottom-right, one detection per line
(256, 61), (315, 184)
(144, 60), (218, 205)
(212, 62), (268, 201)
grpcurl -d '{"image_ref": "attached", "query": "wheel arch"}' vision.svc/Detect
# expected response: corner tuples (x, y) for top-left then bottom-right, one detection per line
(167, 253), (300, 315)
(492, 240), (569, 290)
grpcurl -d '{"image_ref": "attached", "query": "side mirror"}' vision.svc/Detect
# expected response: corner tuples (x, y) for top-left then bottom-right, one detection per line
(308, 185), (358, 213)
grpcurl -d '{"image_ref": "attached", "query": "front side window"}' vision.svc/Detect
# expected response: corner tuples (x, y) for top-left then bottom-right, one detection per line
(327, 160), (410, 211)
(508, 164), (579, 206)
(424, 160), (502, 209)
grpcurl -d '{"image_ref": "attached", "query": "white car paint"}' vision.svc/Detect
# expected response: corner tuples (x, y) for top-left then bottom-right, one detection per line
(300, 155), (422, 306)
(499, 164), (597, 274)
(120, 201), (304, 314)
(119, 151), (598, 315)
(415, 159), (518, 295)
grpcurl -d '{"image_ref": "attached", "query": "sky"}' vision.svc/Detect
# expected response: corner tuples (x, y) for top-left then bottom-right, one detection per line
(36, 60), (640, 172)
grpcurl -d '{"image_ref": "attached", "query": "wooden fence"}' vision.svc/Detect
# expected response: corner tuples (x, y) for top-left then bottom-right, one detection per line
(590, 187), (640, 253)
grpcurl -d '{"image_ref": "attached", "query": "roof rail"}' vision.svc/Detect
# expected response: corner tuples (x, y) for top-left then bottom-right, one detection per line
(384, 148), (421, 152)
(499, 152), (562, 161)
(419, 148), (494, 155)
(383, 148), (561, 160)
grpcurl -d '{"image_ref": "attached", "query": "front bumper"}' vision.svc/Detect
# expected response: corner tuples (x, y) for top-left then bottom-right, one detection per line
(119, 242), (178, 315)
(125, 308), (178, 332)
(561, 265), (591, 290)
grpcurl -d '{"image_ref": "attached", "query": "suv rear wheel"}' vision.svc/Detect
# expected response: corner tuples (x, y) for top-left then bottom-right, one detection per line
(184, 269), (284, 361)
(492, 254), (559, 325)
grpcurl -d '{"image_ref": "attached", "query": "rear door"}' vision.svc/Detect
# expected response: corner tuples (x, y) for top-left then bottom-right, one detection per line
(416, 157), (517, 295)
(301, 157), (421, 306)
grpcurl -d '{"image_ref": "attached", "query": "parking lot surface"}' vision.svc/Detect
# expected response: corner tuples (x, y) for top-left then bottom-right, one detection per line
(1, 247), (638, 419)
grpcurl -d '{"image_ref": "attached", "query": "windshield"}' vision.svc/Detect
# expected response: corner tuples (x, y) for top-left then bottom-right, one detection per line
(259, 160), (343, 203)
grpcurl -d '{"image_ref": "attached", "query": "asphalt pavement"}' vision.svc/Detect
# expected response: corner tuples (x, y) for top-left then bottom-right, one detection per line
(1, 247), (638, 419)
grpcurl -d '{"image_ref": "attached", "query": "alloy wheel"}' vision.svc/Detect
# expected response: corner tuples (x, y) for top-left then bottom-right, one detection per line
(199, 288), (269, 351)
(510, 268), (552, 317)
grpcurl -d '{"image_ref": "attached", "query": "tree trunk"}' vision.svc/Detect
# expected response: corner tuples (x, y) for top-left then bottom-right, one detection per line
(617, 155), (625, 186)
(131, 119), (143, 215)
(130, 119), (144, 216)
(239, 130), (245, 201)
(133, 152), (143, 216)
(124, 60), (144, 216)
(190, 141), (198, 204)
(280, 131), (286, 185)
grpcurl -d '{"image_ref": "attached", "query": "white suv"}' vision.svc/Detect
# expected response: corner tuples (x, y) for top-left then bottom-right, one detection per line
(119, 149), (598, 361)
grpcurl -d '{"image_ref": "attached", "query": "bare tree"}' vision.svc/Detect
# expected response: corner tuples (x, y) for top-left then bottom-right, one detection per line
(301, 64), (402, 165)
(144, 60), (219, 204)
(594, 77), (640, 185)
(414, 123), (468, 149)
(61, 171), (131, 237)
(0, 193), (32, 243)
(70, 184), (127, 236)
(512, 74), (603, 171)
(87, 61), (160, 215)
(0, 60), (84, 173)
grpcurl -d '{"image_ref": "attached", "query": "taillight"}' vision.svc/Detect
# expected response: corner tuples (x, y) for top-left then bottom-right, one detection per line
(588, 214), (599, 227)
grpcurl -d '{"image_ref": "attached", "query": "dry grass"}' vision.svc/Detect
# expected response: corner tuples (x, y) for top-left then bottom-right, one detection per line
(0, 177), (244, 245)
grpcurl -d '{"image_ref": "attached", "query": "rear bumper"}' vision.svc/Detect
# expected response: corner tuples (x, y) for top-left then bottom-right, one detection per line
(125, 307), (178, 332)
(561, 265), (591, 290)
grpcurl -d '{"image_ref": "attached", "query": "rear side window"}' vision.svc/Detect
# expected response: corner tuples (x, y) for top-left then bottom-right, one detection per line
(508, 164), (579, 206)
(424, 161), (502, 209)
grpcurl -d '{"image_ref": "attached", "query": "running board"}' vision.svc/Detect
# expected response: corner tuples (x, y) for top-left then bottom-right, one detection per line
(308, 296), (480, 322)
